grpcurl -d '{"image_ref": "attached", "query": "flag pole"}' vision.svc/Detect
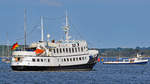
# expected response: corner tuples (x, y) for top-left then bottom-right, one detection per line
(24, 8), (27, 50)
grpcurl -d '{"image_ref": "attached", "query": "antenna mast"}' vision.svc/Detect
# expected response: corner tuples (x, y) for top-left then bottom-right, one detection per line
(64, 11), (71, 41)
(24, 8), (27, 50)
(41, 16), (44, 41)
(6, 32), (9, 57)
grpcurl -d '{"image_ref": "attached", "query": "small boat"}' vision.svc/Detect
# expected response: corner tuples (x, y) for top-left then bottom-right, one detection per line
(103, 53), (148, 64)
(1, 57), (11, 63)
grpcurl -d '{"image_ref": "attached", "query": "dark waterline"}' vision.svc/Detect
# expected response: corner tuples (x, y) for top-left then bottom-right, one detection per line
(0, 58), (150, 84)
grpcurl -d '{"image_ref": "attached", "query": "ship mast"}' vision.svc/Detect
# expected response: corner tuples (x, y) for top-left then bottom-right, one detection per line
(24, 8), (27, 50)
(41, 16), (44, 41)
(64, 11), (71, 41)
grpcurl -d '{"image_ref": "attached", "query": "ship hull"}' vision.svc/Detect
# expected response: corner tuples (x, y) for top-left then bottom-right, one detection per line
(11, 63), (96, 71)
(11, 50), (99, 71)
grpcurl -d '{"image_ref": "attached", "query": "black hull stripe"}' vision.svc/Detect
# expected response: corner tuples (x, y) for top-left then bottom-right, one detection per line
(11, 63), (96, 71)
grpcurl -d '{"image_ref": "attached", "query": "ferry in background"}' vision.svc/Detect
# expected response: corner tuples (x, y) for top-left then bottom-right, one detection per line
(10, 12), (99, 71)
(103, 53), (148, 64)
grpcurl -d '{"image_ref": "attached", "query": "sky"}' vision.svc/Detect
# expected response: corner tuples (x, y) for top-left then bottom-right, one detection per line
(0, 0), (150, 48)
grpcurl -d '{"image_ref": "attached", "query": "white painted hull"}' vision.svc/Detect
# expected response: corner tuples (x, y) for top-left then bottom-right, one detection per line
(11, 54), (98, 71)
(103, 59), (148, 64)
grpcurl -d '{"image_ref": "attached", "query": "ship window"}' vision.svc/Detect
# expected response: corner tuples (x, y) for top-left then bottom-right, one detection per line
(66, 48), (68, 53)
(44, 59), (47, 62)
(41, 59), (43, 62)
(32, 59), (35, 62)
(64, 59), (66, 62)
(84, 46), (87, 51)
(57, 48), (59, 53)
(61, 59), (63, 62)
(78, 43), (79, 46)
(69, 48), (71, 53)
(81, 47), (83, 52)
(49, 49), (52, 52)
(72, 48), (74, 53)
(75, 48), (77, 52)
(82, 57), (84, 60)
(76, 57), (78, 61)
(79, 57), (81, 60)
(70, 58), (72, 61)
(60, 48), (62, 53)
(78, 47), (80, 52)
(48, 59), (50, 62)
(37, 59), (39, 62)
(53, 49), (56, 53)
(67, 58), (69, 61)
(85, 57), (86, 59)
(63, 48), (65, 53)
(73, 58), (75, 61)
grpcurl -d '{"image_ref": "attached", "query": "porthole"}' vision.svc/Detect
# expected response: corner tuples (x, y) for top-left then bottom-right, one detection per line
(41, 59), (43, 62)
(67, 58), (69, 61)
(64, 59), (66, 62)
(32, 59), (35, 62)
(79, 57), (81, 60)
(73, 58), (75, 61)
(70, 58), (72, 61)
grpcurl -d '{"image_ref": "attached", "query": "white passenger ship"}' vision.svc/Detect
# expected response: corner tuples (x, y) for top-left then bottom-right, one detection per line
(11, 13), (99, 71)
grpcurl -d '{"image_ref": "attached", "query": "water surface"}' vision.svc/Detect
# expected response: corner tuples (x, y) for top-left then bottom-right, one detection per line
(0, 58), (150, 84)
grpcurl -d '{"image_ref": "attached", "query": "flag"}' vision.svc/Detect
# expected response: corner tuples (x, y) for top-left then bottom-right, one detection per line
(34, 49), (44, 54)
(11, 42), (19, 50)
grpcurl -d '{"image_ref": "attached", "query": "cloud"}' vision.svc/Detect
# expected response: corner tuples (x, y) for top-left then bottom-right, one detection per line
(40, 0), (62, 7)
